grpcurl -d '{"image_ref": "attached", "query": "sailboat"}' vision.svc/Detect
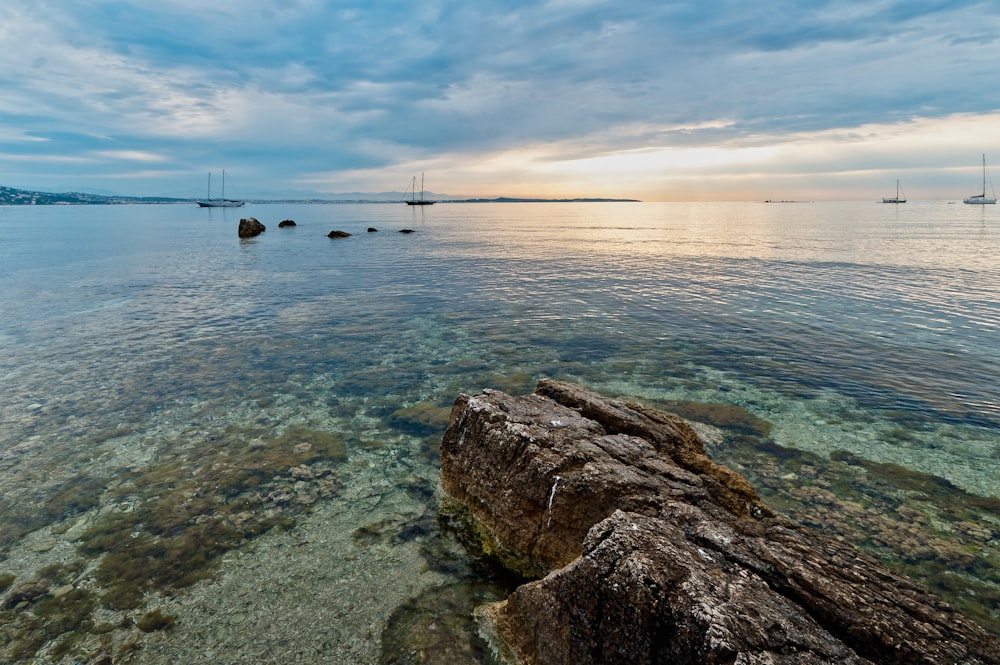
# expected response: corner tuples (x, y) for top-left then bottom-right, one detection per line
(197, 170), (244, 208)
(882, 179), (906, 203)
(963, 154), (996, 205)
(404, 173), (435, 205)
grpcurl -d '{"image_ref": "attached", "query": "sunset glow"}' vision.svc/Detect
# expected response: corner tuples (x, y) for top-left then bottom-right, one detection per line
(1, 1), (998, 200)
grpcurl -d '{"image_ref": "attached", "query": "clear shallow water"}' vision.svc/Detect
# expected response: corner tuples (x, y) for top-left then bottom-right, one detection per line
(1, 201), (999, 662)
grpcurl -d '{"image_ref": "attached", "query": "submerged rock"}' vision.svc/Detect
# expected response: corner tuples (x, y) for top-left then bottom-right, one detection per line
(2, 577), (50, 610)
(237, 217), (265, 238)
(440, 379), (1000, 665)
(278, 219), (296, 227)
(327, 230), (352, 238)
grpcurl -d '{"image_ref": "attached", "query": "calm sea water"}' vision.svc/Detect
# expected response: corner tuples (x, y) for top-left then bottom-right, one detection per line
(1, 201), (998, 662)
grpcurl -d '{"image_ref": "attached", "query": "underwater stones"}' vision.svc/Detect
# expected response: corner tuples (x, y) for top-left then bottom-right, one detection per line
(137, 607), (176, 632)
(30, 536), (58, 552)
(2, 577), (50, 610)
(379, 582), (506, 664)
(660, 398), (773, 437)
(238, 217), (266, 238)
(63, 517), (93, 542)
(440, 380), (1000, 665)
(289, 463), (315, 480)
(388, 402), (453, 436)
(267, 487), (294, 505)
(278, 219), (296, 227)
(226, 510), (256, 529)
(957, 520), (994, 542)
(64, 425), (344, 613)
(327, 230), (352, 238)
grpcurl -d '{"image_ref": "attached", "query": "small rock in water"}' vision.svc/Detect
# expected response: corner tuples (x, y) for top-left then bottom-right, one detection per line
(238, 217), (266, 238)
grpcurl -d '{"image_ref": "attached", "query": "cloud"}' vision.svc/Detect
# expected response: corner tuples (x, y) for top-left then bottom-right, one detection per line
(91, 150), (169, 163)
(1, 0), (998, 198)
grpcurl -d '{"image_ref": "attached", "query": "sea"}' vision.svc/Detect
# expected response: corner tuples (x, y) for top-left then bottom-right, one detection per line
(0, 200), (998, 663)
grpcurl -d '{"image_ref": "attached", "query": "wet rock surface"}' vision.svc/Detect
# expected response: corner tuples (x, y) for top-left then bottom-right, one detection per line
(440, 379), (1000, 665)
(237, 217), (266, 238)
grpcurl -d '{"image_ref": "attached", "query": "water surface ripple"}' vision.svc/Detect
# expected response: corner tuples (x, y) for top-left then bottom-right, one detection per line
(1, 201), (998, 661)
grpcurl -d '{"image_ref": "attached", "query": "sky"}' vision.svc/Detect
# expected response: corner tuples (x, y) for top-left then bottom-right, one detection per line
(2, 0), (1000, 201)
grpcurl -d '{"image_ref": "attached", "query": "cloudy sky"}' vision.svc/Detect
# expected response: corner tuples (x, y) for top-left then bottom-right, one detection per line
(2, 0), (1000, 201)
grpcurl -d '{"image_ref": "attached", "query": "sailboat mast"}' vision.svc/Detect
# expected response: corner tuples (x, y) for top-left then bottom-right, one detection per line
(222, 170), (226, 201)
(403, 172), (435, 205)
(982, 154), (987, 196)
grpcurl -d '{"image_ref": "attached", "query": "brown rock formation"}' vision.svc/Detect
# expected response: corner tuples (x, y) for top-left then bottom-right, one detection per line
(237, 217), (265, 238)
(440, 379), (1000, 665)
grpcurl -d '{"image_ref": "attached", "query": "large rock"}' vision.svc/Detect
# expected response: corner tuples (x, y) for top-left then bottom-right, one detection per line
(237, 217), (265, 238)
(439, 379), (1000, 665)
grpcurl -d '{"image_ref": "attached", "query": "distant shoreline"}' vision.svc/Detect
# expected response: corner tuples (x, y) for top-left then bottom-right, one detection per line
(444, 197), (641, 203)
(0, 186), (640, 206)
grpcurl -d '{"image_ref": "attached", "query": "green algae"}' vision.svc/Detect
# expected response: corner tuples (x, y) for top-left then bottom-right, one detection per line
(78, 424), (346, 608)
(438, 496), (540, 583)
(831, 450), (1000, 519)
(658, 399), (772, 438)
(2, 423), (348, 662)
(0, 474), (106, 554)
(0, 565), (96, 664)
(272, 424), (349, 462)
(379, 582), (508, 665)
(484, 372), (538, 397)
(137, 607), (176, 632)
(33, 587), (96, 638)
(88, 522), (250, 610)
(388, 402), (454, 437)
(713, 435), (1000, 638)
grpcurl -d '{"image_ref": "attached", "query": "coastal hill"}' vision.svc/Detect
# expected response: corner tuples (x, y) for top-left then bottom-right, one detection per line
(0, 186), (189, 205)
(0, 185), (638, 205)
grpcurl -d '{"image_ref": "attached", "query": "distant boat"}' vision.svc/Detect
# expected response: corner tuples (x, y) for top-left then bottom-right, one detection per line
(197, 170), (244, 208)
(963, 154), (996, 205)
(404, 173), (435, 206)
(882, 179), (906, 204)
